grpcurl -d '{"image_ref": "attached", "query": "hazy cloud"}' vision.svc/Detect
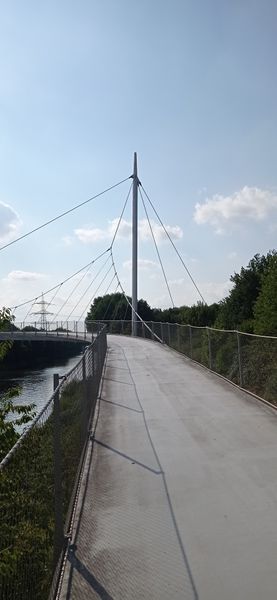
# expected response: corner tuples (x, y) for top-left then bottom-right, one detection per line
(0, 201), (21, 242)
(74, 218), (183, 244)
(123, 259), (158, 271)
(5, 270), (45, 282)
(194, 186), (277, 233)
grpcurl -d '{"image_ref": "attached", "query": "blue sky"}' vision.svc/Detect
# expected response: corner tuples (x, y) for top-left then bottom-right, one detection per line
(1, 0), (277, 319)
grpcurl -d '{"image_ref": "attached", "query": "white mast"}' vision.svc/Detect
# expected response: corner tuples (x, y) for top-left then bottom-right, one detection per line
(132, 152), (138, 336)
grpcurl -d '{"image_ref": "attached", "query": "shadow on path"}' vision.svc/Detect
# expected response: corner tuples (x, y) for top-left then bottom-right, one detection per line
(67, 551), (114, 600)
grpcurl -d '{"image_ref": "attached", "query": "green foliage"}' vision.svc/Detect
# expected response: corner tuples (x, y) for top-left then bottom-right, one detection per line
(182, 302), (219, 327)
(254, 254), (277, 335)
(0, 377), (92, 598)
(0, 389), (36, 461)
(0, 307), (35, 461)
(215, 252), (276, 332)
(86, 292), (154, 326)
(0, 307), (14, 360)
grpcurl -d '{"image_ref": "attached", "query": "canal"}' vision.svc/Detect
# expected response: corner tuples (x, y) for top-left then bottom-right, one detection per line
(0, 351), (83, 414)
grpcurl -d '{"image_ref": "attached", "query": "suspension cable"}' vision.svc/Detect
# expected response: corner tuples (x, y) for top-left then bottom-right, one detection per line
(110, 182), (133, 248)
(123, 293), (130, 321)
(77, 262), (114, 322)
(13, 179), (132, 317)
(12, 247), (111, 311)
(0, 176), (131, 253)
(50, 262), (93, 323)
(102, 273), (117, 298)
(140, 183), (206, 304)
(48, 285), (62, 307)
(102, 281), (120, 320)
(66, 253), (112, 320)
(63, 179), (133, 321)
(110, 249), (163, 343)
(139, 187), (175, 308)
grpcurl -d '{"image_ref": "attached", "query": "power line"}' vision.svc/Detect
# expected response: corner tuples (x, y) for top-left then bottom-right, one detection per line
(0, 176), (131, 253)
(140, 183), (206, 304)
(139, 187), (175, 308)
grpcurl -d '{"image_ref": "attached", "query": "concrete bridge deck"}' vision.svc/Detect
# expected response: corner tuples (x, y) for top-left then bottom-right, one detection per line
(58, 335), (277, 600)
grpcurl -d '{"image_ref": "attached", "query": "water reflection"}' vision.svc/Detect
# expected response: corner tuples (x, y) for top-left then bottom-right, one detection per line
(0, 352), (83, 414)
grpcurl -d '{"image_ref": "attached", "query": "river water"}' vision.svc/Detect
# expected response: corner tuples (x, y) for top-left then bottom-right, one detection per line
(0, 352), (83, 415)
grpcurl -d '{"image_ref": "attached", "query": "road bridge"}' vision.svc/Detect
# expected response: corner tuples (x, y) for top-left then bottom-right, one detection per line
(57, 335), (277, 600)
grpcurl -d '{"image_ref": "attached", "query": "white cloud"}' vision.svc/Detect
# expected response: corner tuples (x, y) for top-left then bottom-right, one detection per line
(194, 186), (277, 233)
(202, 280), (233, 303)
(123, 259), (158, 271)
(4, 270), (45, 282)
(74, 218), (183, 244)
(0, 201), (21, 243)
(74, 227), (110, 244)
(139, 219), (183, 242)
(147, 279), (233, 309)
(168, 278), (185, 286)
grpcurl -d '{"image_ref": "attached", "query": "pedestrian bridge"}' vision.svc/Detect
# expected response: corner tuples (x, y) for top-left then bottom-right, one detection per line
(58, 334), (277, 600)
(0, 330), (92, 344)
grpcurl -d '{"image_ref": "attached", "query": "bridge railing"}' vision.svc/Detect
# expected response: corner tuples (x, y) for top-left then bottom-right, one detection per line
(94, 319), (277, 406)
(9, 320), (101, 338)
(0, 325), (107, 600)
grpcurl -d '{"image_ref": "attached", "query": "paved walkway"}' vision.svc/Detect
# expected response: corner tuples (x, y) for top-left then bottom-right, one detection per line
(59, 336), (277, 600)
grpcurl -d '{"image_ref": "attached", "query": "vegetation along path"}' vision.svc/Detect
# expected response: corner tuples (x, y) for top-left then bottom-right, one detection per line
(58, 335), (277, 600)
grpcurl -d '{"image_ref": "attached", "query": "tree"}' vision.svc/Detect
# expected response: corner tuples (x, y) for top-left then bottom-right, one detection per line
(86, 293), (154, 325)
(0, 307), (35, 460)
(254, 254), (277, 335)
(184, 302), (219, 327)
(215, 252), (276, 332)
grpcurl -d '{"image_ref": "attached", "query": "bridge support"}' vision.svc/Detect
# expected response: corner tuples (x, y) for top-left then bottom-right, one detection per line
(132, 152), (138, 337)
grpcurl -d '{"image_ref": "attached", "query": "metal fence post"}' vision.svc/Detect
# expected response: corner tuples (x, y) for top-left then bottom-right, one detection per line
(53, 373), (63, 567)
(167, 323), (171, 346)
(160, 322), (164, 342)
(82, 354), (90, 434)
(151, 321), (155, 341)
(189, 325), (193, 358)
(207, 328), (212, 370)
(237, 331), (243, 387)
(177, 324), (181, 351)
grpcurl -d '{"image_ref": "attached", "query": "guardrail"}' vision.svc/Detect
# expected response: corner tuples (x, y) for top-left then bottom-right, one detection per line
(96, 319), (277, 406)
(0, 325), (107, 600)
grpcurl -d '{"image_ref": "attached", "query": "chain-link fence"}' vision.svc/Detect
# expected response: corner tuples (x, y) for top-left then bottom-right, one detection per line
(96, 320), (277, 406)
(148, 323), (277, 406)
(0, 326), (107, 600)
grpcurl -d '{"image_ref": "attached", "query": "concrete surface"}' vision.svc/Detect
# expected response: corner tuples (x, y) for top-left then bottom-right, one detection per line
(59, 336), (277, 600)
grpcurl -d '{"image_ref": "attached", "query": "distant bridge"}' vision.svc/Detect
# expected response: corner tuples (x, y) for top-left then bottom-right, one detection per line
(0, 330), (91, 344)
